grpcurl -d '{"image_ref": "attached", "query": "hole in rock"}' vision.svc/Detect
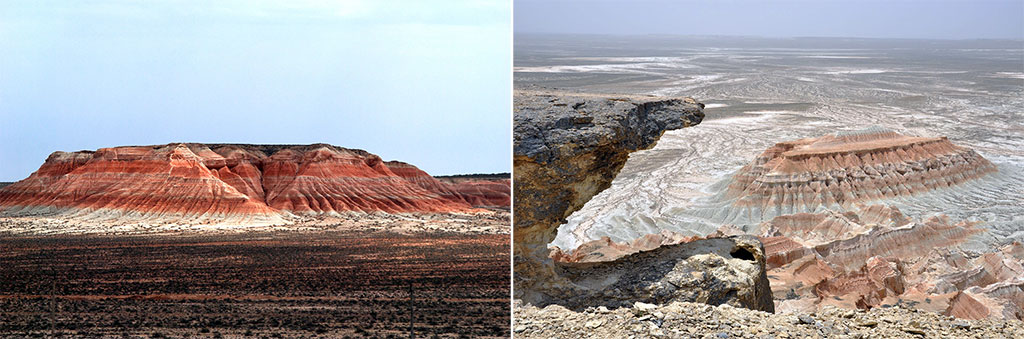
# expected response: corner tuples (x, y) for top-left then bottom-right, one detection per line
(730, 247), (756, 261)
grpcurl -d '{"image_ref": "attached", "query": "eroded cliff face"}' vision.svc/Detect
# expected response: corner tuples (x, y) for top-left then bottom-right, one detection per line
(0, 143), (508, 225)
(551, 235), (775, 313)
(513, 87), (708, 305)
(764, 207), (1024, 320)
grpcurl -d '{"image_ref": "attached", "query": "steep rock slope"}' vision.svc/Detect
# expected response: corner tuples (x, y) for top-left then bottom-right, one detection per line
(513, 87), (705, 305)
(0, 143), (506, 225)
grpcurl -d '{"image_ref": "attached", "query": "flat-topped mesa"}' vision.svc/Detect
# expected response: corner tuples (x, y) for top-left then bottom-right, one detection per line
(0, 144), (282, 224)
(0, 143), (505, 225)
(725, 128), (997, 217)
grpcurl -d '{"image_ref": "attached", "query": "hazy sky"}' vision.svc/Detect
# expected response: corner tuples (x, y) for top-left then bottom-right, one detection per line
(0, 0), (510, 181)
(516, 0), (1024, 40)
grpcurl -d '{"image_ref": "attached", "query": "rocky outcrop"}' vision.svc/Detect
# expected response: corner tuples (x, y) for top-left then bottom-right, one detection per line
(514, 299), (1024, 339)
(513, 87), (704, 302)
(0, 143), (508, 225)
(543, 235), (774, 313)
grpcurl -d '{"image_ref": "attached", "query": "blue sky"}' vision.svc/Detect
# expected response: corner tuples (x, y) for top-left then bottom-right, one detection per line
(516, 0), (1024, 39)
(0, 0), (511, 181)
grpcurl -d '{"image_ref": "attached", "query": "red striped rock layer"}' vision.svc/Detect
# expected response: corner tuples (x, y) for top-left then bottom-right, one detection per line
(0, 143), (502, 224)
(436, 175), (512, 208)
(763, 212), (981, 271)
(387, 163), (511, 208)
(0, 145), (282, 224)
(761, 205), (1022, 320)
(725, 128), (997, 218)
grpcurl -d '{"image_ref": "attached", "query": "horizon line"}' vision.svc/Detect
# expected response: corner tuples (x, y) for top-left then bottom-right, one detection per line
(513, 32), (1024, 42)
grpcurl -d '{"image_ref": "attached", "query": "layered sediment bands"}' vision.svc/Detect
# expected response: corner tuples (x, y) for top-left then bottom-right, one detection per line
(768, 212), (982, 271)
(444, 179), (512, 208)
(259, 148), (471, 214)
(386, 161), (467, 203)
(764, 206), (1024, 320)
(0, 143), (503, 225)
(512, 87), (704, 303)
(0, 145), (282, 224)
(714, 127), (997, 223)
(549, 230), (699, 264)
(549, 236), (774, 312)
(404, 169), (512, 208)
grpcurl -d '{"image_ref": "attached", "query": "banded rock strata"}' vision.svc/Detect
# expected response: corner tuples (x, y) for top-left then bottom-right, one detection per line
(0, 143), (508, 225)
(703, 127), (998, 225)
(764, 206), (1024, 320)
(435, 174), (512, 208)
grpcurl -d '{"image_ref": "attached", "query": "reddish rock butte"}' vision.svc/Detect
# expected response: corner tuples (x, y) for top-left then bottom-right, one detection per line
(0, 143), (508, 224)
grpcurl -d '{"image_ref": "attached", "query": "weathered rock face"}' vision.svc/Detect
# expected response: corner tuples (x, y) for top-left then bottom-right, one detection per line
(513, 87), (705, 303)
(0, 143), (507, 224)
(547, 235), (775, 312)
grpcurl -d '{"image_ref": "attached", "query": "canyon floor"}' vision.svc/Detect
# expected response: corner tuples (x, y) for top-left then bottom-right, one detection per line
(0, 218), (510, 338)
(513, 34), (1024, 333)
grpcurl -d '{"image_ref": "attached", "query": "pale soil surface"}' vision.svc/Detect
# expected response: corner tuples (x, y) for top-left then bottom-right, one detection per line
(0, 210), (509, 236)
(515, 300), (1024, 339)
